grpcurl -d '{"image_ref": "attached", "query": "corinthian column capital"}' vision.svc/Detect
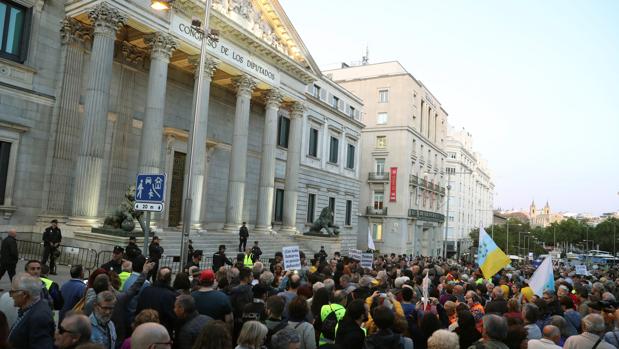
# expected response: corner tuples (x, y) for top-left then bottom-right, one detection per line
(88, 2), (126, 36)
(60, 17), (93, 45)
(145, 32), (178, 61)
(264, 89), (283, 109)
(232, 75), (257, 96)
(188, 55), (220, 78)
(290, 101), (307, 118)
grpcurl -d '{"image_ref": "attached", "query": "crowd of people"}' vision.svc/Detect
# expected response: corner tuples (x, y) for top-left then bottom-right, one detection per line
(3, 231), (619, 349)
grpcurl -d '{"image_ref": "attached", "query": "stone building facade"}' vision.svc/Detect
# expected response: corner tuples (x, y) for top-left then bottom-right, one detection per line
(325, 62), (448, 256)
(0, 0), (362, 252)
(445, 126), (494, 257)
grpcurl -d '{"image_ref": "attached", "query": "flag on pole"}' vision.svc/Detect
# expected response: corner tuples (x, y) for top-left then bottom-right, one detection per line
(368, 226), (376, 250)
(477, 226), (511, 279)
(528, 256), (555, 296)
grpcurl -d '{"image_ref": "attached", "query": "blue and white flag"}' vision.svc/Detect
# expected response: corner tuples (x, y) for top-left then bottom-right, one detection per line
(528, 256), (555, 296)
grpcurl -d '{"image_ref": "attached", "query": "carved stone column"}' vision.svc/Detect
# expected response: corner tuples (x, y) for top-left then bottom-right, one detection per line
(42, 17), (91, 215)
(138, 32), (178, 174)
(254, 89), (282, 233)
(71, 3), (126, 219)
(224, 75), (256, 231)
(187, 55), (218, 227)
(281, 102), (306, 234)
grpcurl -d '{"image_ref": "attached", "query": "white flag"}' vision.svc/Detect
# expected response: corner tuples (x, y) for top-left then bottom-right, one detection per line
(422, 270), (430, 309)
(368, 226), (376, 250)
(528, 256), (555, 297)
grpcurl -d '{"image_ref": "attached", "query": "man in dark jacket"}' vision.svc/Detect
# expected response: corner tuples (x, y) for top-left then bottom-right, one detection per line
(60, 264), (87, 321)
(485, 287), (509, 315)
(125, 236), (142, 263)
(174, 295), (213, 349)
(8, 273), (55, 348)
(239, 222), (249, 252)
(101, 245), (124, 274)
(212, 244), (232, 271)
(136, 266), (177, 335)
(250, 241), (262, 263)
(0, 228), (18, 282)
(148, 236), (164, 280)
(365, 305), (413, 349)
(42, 219), (62, 274)
(335, 299), (367, 349)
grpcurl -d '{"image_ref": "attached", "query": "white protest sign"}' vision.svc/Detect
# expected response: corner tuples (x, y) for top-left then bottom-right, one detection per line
(349, 249), (362, 261)
(282, 246), (302, 270)
(361, 253), (373, 269)
(575, 264), (588, 275)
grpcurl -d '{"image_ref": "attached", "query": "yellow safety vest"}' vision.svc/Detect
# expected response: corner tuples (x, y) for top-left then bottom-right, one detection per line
(119, 272), (131, 290)
(40, 277), (53, 290)
(244, 254), (253, 267)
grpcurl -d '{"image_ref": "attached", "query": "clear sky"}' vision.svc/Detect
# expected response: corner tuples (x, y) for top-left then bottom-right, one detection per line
(280, 0), (619, 215)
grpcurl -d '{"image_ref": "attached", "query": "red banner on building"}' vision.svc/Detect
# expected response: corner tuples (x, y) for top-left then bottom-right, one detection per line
(389, 167), (397, 202)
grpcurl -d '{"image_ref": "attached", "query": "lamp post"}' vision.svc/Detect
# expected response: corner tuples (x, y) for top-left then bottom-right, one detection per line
(441, 169), (472, 260)
(151, 0), (217, 269)
(505, 218), (522, 257)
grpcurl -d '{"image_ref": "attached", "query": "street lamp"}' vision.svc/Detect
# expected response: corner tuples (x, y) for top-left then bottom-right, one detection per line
(505, 218), (522, 257)
(152, 0), (217, 269)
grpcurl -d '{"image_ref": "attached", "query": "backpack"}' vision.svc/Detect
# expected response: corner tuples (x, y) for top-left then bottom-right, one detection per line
(321, 305), (340, 340)
(264, 320), (288, 348)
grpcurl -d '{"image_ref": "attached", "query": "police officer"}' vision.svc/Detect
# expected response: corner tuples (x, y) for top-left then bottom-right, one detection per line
(239, 222), (249, 252)
(250, 241), (262, 263)
(184, 250), (203, 272)
(125, 236), (142, 263)
(212, 244), (232, 271)
(42, 219), (62, 275)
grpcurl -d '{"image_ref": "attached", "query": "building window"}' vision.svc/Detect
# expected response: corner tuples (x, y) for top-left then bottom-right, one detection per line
(372, 223), (383, 241)
(376, 136), (387, 149)
(375, 158), (385, 174)
(373, 191), (384, 209)
(307, 193), (316, 223)
(329, 136), (339, 163)
(308, 128), (318, 157)
(0, 0), (29, 62)
(348, 105), (355, 117)
(312, 84), (320, 98)
(449, 152), (456, 159)
(346, 144), (355, 169)
(329, 197), (336, 223)
(274, 189), (284, 222)
(332, 95), (339, 109)
(446, 167), (456, 174)
(379, 89), (389, 103)
(345, 200), (352, 226)
(277, 115), (290, 148)
(377, 112), (388, 125)
(0, 141), (10, 205)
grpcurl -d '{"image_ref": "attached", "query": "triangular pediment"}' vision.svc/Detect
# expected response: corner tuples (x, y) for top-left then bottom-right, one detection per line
(173, 0), (320, 76)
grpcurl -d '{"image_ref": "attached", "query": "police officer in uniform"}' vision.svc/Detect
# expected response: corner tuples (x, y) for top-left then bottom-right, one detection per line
(42, 219), (62, 275)
(125, 236), (142, 263)
(239, 222), (249, 252)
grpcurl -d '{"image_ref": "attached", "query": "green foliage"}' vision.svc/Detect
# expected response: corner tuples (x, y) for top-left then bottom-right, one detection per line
(469, 218), (546, 256)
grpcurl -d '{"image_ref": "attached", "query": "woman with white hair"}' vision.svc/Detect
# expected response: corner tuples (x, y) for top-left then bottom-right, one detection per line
(236, 320), (268, 349)
(427, 329), (459, 349)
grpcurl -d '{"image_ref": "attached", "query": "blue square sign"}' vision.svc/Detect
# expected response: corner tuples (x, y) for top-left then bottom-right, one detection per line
(135, 174), (166, 204)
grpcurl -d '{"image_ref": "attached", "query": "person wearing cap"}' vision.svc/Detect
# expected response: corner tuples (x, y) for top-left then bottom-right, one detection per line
(191, 269), (233, 328)
(148, 236), (164, 281)
(125, 236), (142, 263)
(212, 244), (232, 271)
(101, 246), (125, 274)
(239, 222), (249, 252)
(42, 218), (62, 275)
(184, 250), (203, 272)
(251, 241), (262, 263)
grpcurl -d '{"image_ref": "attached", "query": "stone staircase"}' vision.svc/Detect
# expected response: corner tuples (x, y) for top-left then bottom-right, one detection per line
(154, 228), (323, 260)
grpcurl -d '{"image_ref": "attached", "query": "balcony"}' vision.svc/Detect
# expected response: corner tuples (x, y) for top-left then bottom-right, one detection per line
(368, 172), (390, 182)
(367, 206), (388, 216)
(440, 187), (446, 195)
(408, 209), (445, 223)
(409, 175), (419, 185)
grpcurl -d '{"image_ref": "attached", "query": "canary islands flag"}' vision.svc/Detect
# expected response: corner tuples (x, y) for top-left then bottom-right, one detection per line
(477, 227), (511, 279)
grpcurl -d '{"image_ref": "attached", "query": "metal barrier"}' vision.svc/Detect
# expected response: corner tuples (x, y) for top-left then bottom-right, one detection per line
(96, 250), (212, 272)
(16, 240), (99, 273)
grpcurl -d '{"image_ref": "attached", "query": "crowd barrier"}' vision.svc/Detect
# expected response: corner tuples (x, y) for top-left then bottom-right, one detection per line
(16, 239), (99, 274)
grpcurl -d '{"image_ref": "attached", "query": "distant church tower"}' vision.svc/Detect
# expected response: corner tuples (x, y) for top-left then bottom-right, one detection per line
(542, 201), (550, 215)
(529, 200), (537, 217)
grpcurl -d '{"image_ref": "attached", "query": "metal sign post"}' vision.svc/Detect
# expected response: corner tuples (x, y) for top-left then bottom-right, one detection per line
(135, 173), (166, 255)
